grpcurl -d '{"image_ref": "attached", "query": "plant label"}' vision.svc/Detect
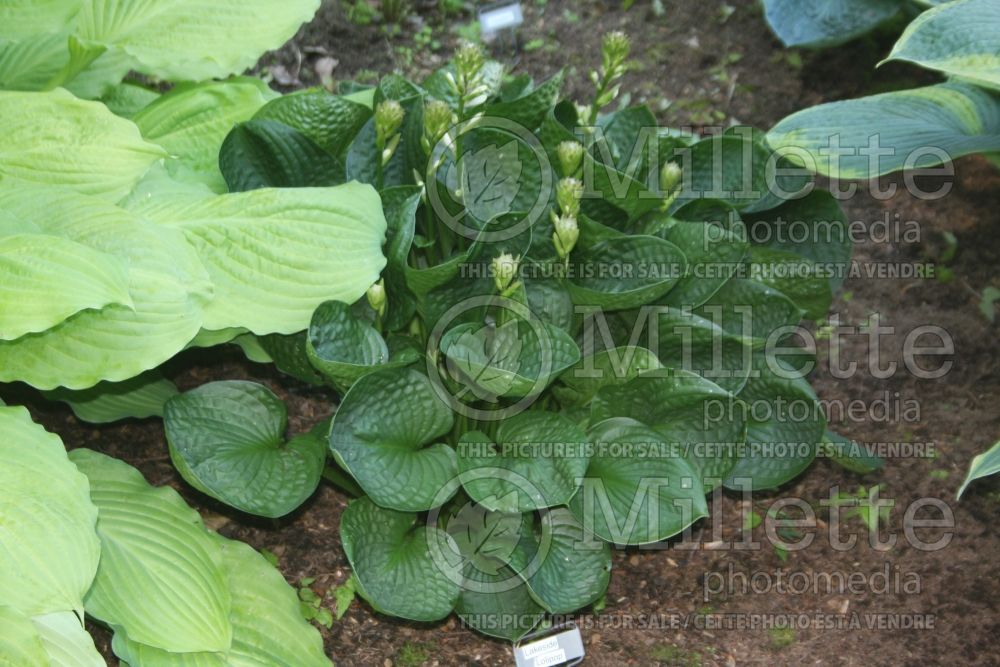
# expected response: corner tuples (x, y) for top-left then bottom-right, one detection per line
(513, 626), (585, 667)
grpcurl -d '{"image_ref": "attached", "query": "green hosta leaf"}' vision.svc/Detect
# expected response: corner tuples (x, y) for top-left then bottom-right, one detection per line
(570, 418), (708, 545)
(458, 411), (590, 513)
(75, 0), (320, 81)
(745, 190), (851, 291)
(134, 78), (276, 192)
(886, 0), (1000, 89)
(253, 89), (371, 156)
(749, 246), (833, 320)
(31, 610), (104, 667)
(111, 536), (330, 667)
(554, 347), (663, 407)
(591, 372), (745, 485)
(0, 406), (100, 617)
(329, 368), (457, 511)
(340, 497), (461, 622)
(566, 235), (687, 311)
(0, 185), (207, 390)
(767, 82), (1000, 179)
(724, 358), (825, 491)
(0, 233), (131, 340)
(441, 317), (580, 400)
(43, 370), (179, 423)
(694, 278), (803, 344)
(306, 300), (421, 391)
(100, 82), (160, 118)
(132, 182), (387, 335)
(762, 0), (905, 48)
(0, 88), (165, 200)
(220, 119), (344, 191)
(380, 186), (421, 331)
(0, 607), (48, 666)
(69, 449), (232, 653)
(256, 332), (325, 385)
(660, 200), (749, 309)
(456, 562), (544, 641)
(525, 508), (611, 614)
(164, 381), (327, 518)
(680, 130), (808, 213)
(483, 70), (564, 130)
(958, 439), (1000, 498)
(0, 33), (71, 91)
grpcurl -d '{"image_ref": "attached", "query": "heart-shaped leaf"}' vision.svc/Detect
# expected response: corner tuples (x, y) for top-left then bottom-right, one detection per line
(254, 89), (371, 156)
(306, 300), (421, 392)
(329, 368), (457, 511)
(458, 411), (590, 513)
(220, 119), (344, 191)
(554, 346), (663, 407)
(340, 498), (461, 622)
(164, 381), (327, 518)
(569, 418), (708, 545)
(693, 278), (803, 343)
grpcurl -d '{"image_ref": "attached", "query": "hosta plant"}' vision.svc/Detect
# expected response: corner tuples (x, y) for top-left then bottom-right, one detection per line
(767, 0), (1000, 179)
(146, 35), (861, 640)
(761, 0), (947, 49)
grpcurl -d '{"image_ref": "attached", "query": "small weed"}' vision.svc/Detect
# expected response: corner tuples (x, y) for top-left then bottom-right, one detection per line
(769, 627), (796, 650)
(396, 642), (432, 667)
(651, 644), (702, 666)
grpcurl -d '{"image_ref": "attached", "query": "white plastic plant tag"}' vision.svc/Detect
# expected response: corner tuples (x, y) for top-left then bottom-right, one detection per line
(479, 2), (524, 36)
(513, 625), (584, 667)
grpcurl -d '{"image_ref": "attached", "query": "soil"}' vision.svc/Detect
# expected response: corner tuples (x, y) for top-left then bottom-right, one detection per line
(10, 0), (1000, 665)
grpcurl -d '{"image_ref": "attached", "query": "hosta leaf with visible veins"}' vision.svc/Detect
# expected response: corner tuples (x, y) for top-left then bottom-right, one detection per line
(111, 536), (330, 667)
(0, 607), (48, 666)
(0, 406), (100, 618)
(69, 449), (232, 653)
(164, 381), (327, 518)
(450, 139), (523, 223)
(570, 418), (709, 545)
(340, 498), (462, 622)
(129, 182), (387, 335)
(43, 370), (179, 424)
(329, 368), (457, 511)
(0, 233), (131, 340)
(0, 88), (165, 200)
(442, 317), (580, 400)
(31, 611), (104, 667)
(458, 411), (590, 513)
(0, 185), (208, 390)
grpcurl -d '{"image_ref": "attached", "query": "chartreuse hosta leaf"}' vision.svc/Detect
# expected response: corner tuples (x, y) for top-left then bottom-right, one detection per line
(0, 233), (131, 340)
(69, 449), (232, 653)
(306, 300), (421, 391)
(958, 439), (1000, 499)
(330, 368), (457, 511)
(591, 372), (745, 485)
(43, 370), (178, 423)
(0, 184), (208, 390)
(569, 418), (709, 545)
(457, 411), (590, 513)
(767, 82), (1000, 179)
(101, 81), (161, 118)
(441, 316), (581, 400)
(112, 536), (330, 667)
(164, 381), (327, 518)
(0, 606), (49, 666)
(130, 181), (388, 335)
(74, 0), (319, 82)
(31, 610), (105, 667)
(0, 406), (100, 617)
(886, 0), (1000, 89)
(0, 88), (165, 200)
(133, 78), (277, 192)
(762, 0), (905, 48)
(340, 497), (462, 622)
(724, 356), (826, 491)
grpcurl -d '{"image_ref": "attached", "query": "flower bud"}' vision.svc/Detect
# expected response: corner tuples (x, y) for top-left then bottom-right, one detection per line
(552, 215), (579, 259)
(492, 253), (519, 293)
(424, 99), (454, 147)
(601, 31), (631, 73)
(374, 100), (405, 148)
(556, 141), (585, 177)
(659, 161), (683, 196)
(366, 279), (387, 317)
(556, 177), (583, 217)
(454, 41), (484, 80)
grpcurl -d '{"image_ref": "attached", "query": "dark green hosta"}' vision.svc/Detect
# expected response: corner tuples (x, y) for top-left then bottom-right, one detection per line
(154, 36), (861, 640)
